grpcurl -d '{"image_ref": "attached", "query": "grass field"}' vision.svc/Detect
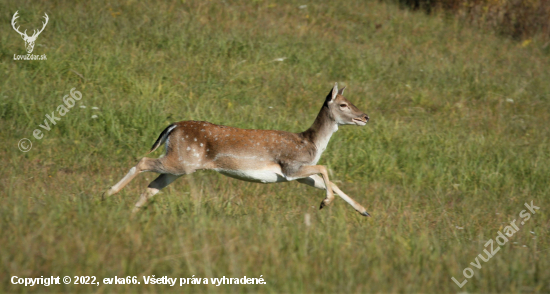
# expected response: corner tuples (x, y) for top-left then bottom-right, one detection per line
(1, 0), (549, 292)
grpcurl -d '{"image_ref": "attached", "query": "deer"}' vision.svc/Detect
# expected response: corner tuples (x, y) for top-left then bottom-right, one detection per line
(11, 11), (49, 54)
(105, 83), (371, 216)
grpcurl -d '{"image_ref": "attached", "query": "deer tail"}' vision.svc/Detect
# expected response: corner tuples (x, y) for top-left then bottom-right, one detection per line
(148, 124), (177, 154)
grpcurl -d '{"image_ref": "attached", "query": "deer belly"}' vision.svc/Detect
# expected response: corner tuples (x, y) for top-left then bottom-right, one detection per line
(215, 168), (287, 184)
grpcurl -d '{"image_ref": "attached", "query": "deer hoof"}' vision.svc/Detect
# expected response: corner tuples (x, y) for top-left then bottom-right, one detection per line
(319, 200), (326, 210)
(102, 187), (116, 200)
(360, 211), (371, 217)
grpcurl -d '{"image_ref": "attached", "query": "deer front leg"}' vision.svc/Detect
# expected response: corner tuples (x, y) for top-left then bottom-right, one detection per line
(286, 165), (334, 209)
(297, 175), (370, 217)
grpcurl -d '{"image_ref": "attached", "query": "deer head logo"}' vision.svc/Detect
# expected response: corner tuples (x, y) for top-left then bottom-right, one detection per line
(11, 11), (49, 54)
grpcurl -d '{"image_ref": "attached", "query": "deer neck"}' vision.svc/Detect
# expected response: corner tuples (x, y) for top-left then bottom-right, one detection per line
(301, 103), (338, 160)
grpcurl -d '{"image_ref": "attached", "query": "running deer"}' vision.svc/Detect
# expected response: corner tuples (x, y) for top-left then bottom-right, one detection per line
(105, 83), (371, 216)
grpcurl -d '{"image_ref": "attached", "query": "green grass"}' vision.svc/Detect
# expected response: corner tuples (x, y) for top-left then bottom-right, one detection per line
(1, 0), (549, 293)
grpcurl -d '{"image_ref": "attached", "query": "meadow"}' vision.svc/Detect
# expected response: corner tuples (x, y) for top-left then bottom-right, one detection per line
(1, 0), (549, 292)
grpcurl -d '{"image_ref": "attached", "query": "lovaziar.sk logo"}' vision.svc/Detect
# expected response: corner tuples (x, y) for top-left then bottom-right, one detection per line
(11, 10), (48, 61)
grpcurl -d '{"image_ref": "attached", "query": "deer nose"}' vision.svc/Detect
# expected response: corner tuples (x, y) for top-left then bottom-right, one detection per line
(364, 114), (369, 122)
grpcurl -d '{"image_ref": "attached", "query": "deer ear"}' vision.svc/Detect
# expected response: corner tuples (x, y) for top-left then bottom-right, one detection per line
(326, 83), (338, 103)
(338, 86), (346, 95)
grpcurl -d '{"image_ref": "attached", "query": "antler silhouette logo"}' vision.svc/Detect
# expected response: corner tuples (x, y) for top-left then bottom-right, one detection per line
(11, 11), (49, 54)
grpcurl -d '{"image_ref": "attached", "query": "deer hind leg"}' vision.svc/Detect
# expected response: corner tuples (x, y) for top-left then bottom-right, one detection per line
(297, 175), (370, 217)
(132, 174), (181, 213)
(104, 157), (167, 198)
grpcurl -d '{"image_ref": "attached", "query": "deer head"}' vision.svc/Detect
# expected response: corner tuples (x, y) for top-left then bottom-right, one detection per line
(326, 83), (369, 126)
(11, 11), (49, 54)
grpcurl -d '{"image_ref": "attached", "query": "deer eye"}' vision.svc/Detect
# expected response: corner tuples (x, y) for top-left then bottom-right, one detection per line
(340, 104), (347, 108)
